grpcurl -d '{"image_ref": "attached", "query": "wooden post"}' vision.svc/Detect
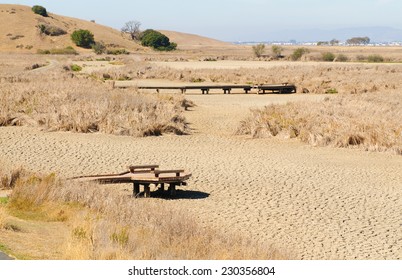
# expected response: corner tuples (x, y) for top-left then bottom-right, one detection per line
(133, 183), (140, 198)
(159, 183), (165, 192)
(201, 89), (209, 95)
(144, 184), (151, 198)
(168, 183), (177, 197)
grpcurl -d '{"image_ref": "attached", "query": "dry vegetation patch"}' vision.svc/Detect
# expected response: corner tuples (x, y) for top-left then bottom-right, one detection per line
(0, 168), (282, 259)
(0, 70), (189, 136)
(237, 93), (402, 155)
(148, 61), (402, 94)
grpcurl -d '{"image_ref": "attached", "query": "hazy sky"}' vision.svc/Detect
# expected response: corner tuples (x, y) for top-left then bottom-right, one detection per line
(6, 0), (402, 41)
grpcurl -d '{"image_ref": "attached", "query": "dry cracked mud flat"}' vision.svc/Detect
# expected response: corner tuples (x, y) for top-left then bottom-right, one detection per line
(1, 94), (401, 259)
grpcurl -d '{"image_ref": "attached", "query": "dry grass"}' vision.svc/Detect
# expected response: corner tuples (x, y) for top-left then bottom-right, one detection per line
(93, 56), (402, 95)
(0, 67), (189, 136)
(1, 167), (25, 190)
(0, 207), (7, 229)
(3, 169), (283, 259)
(145, 62), (402, 94)
(237, 93), (402, 155)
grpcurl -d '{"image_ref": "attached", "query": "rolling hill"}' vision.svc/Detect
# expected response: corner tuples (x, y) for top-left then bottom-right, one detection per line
(159, 30), (232, 48)
(0, 4), (231, 53)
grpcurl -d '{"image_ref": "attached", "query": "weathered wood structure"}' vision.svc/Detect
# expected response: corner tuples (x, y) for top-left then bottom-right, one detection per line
(115, 82), (296, 94)
(257, 83), (297, 94)
(71, 165), (191, 198)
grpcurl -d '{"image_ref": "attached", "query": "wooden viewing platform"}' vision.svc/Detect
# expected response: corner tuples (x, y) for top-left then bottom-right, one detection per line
(257, 83), (297, 94)
(114, 82), (296, 94)
(71, 165), (191, 198)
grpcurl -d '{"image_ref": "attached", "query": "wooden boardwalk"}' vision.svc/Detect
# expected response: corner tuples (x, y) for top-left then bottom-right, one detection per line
(72, 165), (191, 198)
(114, 82), (296, 94)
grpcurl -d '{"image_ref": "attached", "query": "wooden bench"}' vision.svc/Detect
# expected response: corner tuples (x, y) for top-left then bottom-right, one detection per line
(71, 165), (191, 198)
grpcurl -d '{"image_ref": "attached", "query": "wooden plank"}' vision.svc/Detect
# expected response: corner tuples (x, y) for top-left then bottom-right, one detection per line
(154, 169), (185, 177)
(128, 165), (159, 173)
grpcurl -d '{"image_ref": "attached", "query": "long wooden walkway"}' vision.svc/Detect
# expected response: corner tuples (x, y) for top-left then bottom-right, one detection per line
(71, 165), (191, 198)
(114, 82), (296, 94)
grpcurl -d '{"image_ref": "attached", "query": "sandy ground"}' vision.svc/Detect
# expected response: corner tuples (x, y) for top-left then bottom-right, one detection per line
(1, 94), (401, 260)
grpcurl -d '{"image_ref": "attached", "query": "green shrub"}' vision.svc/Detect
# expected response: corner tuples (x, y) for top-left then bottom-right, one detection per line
(356, 55), (367, 61)
(322, 52), (335, 62)
(140, 29), (177, 51)
(37, 24), (67, 36)
(190, 77), (205, 83)
(37, 47), (78, 55)
(336, 54), (349, 62)
(32, 5), (48, 17)
(252, 44), (265, 58)
(92, 41), (106, 54)
(71, 29), (95, 49)
(106, 49), (130, 55)
(325, 88), (338, 94)
(271, 45), (284, 58)
(70, 64), (82, 72)
(291, 48), (309, 61)
(367, 55), (384, 63)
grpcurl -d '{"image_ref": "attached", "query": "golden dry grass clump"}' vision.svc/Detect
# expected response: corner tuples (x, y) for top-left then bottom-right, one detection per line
(0, 207), (6, 229)
(0, 69), (189, 136)
(237, 93), (402, 155)
(3, 169), (282, 260)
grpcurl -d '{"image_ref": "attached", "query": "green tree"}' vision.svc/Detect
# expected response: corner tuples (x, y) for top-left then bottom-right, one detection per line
(71, 29), (95, 49)
(330, 39), (340, 46)
(32, 5), (48, 17)
(140, 29), (177, 51)
(346, 37), (370, 45)
(252, 44), (265, 58)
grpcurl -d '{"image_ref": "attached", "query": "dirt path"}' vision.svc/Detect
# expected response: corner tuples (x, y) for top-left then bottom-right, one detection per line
(0, 251), (13, 260)
(0, 94), (401, 259)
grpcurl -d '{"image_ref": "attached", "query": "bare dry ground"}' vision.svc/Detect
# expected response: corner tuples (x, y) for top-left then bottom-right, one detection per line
(1, 92), (401, 259)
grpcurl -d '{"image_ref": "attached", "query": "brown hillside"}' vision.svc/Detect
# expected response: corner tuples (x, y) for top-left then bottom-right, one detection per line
(0, 4), (141, 52)
(159, 30), (232, 48)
